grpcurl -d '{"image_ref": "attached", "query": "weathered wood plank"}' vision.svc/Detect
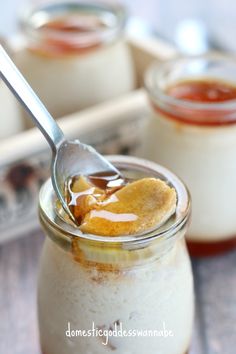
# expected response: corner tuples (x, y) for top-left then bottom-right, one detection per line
(192, 251), (236, 354)
(0, 231), (43, 354)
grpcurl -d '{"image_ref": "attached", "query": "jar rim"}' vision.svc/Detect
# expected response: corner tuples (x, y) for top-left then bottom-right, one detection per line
(145, 53), (236, 114)
(21, 1), (127, 50)
(38, 155), (191, 246)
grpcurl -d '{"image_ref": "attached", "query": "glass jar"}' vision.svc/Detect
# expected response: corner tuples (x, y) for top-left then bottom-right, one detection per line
(15, 1), (135, 128)
(38, 155), (193, 354)
(145, 54), (236, 256)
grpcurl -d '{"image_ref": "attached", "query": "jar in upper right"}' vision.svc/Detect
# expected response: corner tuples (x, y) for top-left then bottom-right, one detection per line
(145, 54), (236, 257)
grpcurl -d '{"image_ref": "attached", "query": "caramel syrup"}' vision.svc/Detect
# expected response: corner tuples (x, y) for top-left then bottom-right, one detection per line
(187, 237), (236, 257)
(67, 172), (127, 225)
(167, 80), (236, 103)
(88, 171), (126, 191)
(29, 14), (107, 56)
(154, 79), (236, 126)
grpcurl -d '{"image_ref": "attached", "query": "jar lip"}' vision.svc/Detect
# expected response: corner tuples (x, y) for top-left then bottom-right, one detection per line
(21, 1), (127, 49)
(39, 155), (191, 245)
(145, 53), (236, 113)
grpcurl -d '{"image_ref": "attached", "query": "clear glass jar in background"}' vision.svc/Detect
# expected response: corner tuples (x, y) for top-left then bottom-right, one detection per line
(145, 54), (236, 256)
(38, 155), (193, 354)
(14, 1), (135, 128)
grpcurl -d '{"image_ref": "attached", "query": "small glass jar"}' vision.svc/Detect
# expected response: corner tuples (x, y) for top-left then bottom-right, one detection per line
(145, 54), (236, 256)
(15, 1), (135, 128)
(38, 155), (193, 354)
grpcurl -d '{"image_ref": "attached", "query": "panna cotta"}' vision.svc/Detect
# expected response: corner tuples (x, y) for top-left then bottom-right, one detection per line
(15, 2), (135, 128)
(38, 155), (194, 354)
(145, 54), (236, 256)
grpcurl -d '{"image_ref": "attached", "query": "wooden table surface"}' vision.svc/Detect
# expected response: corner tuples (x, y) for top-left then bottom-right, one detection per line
(0, 230), (236, 354)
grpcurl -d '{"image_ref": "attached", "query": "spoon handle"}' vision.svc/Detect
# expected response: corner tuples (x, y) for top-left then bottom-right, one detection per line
(0, 45), (65, 153)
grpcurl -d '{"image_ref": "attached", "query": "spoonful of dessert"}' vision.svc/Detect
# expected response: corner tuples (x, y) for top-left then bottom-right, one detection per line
(0, 44), (122, 224)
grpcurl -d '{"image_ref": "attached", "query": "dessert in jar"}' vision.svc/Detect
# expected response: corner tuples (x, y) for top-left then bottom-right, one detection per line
(145, 54), (236, 256)
(38, 155), (194, 354)
(15, 1), (135, 128)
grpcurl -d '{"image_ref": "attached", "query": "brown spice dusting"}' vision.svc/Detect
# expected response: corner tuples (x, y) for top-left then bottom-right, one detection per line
(71, 239), (121, 276)
(67, 175), (176, 236)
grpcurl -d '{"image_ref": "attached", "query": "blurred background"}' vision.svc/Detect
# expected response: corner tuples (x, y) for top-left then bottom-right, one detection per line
(2, 0), (236, 54)
(1, 2), (236, 354)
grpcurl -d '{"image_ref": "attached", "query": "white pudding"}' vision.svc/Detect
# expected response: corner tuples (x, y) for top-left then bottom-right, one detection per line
(15, 40), (135, 123)
(146, 111), (236, 242)
(145, 55), (236, 254)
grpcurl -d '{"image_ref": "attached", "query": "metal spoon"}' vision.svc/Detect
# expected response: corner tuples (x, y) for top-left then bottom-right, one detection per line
(0, 45), (121, 224)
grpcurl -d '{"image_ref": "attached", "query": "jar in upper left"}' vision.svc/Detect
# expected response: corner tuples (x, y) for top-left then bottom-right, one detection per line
(15, 1), (135, 127)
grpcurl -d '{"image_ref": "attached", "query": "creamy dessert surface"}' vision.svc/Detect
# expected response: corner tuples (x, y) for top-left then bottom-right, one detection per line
(67, 175), (177, 236)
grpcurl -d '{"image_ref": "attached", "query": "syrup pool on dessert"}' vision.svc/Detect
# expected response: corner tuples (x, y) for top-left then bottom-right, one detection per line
(15, 1), (135, 128)
(38, 155), (193, 354)
(145, 54), (236, 256)
(65, 172), (177, 236)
